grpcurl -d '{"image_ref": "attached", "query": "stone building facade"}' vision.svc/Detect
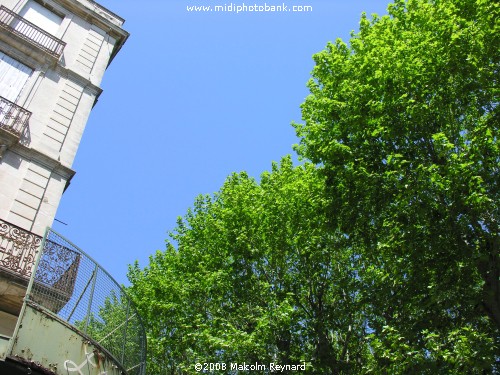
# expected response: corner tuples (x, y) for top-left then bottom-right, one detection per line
(0, 2), (146, 375)
(0, 0), (128, 236)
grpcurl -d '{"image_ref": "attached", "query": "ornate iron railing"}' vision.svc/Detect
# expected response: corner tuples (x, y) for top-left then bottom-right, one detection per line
(0, 96), (31, 137)
(0, 5), (66, 59)
(0, 219), (80, 309)
(0, 219), (40, 278)
(31, 238), (81, 312)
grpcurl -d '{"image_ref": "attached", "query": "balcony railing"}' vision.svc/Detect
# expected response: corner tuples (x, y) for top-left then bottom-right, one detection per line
(0, 96), (31, 138)
(0, 219), (40, 278)
(0, 5), (66, 59)
(0, 219), (80, 308)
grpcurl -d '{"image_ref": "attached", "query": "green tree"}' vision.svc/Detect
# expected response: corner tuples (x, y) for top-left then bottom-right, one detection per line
(76, 290), (146, 374)
(128, 157), (370, 374)
(293, 0), (499, 371)
(127, 0), (498, 372)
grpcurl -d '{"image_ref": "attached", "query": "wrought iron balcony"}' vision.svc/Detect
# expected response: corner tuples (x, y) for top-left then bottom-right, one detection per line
(0, 219), (40, 279)
(0, 5), (66, 59)
(0, 219), (80, 315)
(0, 96), (31, 139)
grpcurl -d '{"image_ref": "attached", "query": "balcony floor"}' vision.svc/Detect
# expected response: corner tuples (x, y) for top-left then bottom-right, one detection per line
(0, 269), (28, 316)
(0, 357), (55, 375)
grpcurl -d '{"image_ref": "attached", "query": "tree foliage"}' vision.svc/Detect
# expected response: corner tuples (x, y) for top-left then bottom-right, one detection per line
(129, 0), (499, 373)
(76, 291), (146, 373)
(293, 0), (499, 371)
(129, 157), (371, 374)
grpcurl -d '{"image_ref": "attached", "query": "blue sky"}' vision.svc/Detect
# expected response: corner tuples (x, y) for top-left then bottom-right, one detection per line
(52, 0), (390, 285)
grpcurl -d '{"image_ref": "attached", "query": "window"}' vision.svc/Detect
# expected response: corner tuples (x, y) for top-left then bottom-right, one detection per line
(0, 52), (32, 134)
(0, 51), (32, 103)
(19, 0), (63, 36)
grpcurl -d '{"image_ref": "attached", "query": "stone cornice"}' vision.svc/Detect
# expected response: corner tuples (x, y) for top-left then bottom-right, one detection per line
(53, 0), (129, 64)
(55, 65), (103, 96)
(10, 143), (76, 180)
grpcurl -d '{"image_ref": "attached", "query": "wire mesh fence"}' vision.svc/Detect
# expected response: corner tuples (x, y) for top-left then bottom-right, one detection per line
(27, 228), (146, 375)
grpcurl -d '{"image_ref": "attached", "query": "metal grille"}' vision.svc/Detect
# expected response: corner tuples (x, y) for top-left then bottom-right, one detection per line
(0, 95), (32, 138)
(0, 219), (40, 278)
(0, 5), (66, 59)
(28, 229), (146, 375)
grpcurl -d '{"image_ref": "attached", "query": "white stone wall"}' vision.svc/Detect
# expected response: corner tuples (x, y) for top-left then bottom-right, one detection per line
(0, 147), (73, 235)
(0, 310), (17, 336)
(0, 151), (26, 227)
(0, 1), (22, 11)
(24, 71), (99, 167)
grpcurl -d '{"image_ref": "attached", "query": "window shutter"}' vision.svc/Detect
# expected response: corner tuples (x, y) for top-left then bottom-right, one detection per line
(0, 51), (32, 102)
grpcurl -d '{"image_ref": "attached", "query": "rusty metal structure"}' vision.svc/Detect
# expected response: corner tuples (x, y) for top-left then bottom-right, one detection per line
(0, 221), (146, 375)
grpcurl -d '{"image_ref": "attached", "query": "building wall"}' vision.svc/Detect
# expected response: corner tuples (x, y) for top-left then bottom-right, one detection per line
(0, 0), (128, 236)
(0, 311), (17, 336)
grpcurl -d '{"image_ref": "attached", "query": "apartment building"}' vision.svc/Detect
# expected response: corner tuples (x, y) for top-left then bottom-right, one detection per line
(0, 1), (145, 374)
